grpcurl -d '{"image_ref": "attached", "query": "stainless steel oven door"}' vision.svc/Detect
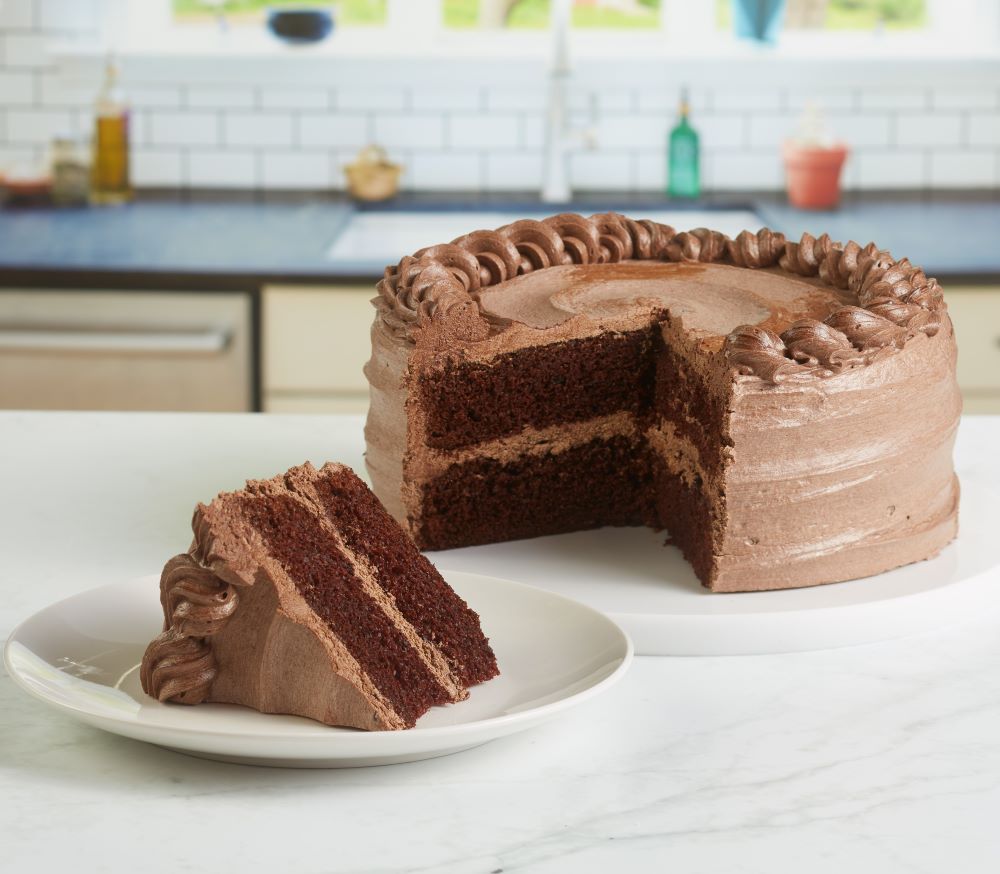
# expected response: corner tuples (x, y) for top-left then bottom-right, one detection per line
(0, 290), (252, 412)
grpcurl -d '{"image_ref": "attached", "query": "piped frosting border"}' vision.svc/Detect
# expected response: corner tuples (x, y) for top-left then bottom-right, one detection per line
(374, 213), (945, 384)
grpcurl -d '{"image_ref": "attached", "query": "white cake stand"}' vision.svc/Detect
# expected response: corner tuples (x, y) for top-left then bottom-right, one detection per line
(428, 479), (1000, 656)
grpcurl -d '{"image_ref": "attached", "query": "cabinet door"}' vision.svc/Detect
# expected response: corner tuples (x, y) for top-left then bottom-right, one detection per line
(945, 288), (1000, 413)
(263, 284), (375, 412)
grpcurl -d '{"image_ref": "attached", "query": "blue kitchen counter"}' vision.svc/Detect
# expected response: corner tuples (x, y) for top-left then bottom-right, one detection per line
(1, 192), (998, 288)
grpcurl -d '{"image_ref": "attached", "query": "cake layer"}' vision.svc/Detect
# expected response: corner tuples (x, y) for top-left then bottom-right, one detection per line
(415, 433), (655, 550)
(418, 328), (656, 450)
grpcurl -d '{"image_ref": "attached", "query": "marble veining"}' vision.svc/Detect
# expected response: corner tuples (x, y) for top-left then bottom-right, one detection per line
(1, 412), (1000, 874)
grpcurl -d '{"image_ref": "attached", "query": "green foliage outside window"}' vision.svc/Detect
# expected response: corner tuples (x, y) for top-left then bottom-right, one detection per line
(715, 0), (926, 31)
(443, 0), (662, 30)
(171, 0), (388, 26)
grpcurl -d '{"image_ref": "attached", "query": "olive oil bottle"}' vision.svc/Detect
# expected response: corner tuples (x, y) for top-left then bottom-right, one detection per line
(668, 88), (700, 199)
(90, 55), (132, 205)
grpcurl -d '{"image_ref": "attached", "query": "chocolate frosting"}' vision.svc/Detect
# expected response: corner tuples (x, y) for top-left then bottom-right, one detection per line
(140, 554), (239, 705)
(373, 213), (946, 384)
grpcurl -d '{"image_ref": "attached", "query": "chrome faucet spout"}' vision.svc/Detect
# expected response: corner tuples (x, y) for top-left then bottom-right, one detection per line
(540, 0), (595, 204)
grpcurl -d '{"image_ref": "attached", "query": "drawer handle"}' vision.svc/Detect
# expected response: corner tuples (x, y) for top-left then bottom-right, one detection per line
(0, 326), (231, 355)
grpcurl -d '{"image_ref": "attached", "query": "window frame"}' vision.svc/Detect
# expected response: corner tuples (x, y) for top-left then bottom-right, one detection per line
(104, 0), (1000, 61)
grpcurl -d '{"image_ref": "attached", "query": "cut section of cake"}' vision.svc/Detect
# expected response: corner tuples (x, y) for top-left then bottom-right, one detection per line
(365, 214), (960, 593)
(140, 461), (499, 730)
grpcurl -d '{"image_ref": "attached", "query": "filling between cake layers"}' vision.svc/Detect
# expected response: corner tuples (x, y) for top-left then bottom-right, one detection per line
(237, 491), (454, 728)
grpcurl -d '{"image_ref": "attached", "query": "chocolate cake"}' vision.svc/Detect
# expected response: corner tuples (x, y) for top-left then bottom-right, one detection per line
(365, 214), (960, 593)
(140, 462), (498, 730)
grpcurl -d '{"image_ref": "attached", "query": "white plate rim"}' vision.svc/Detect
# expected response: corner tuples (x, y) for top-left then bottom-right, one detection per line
(3, 570), (634, 743)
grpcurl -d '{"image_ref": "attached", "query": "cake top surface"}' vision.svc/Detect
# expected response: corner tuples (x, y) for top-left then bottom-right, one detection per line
(476, 260), (850, 342)
(374, 212), (947, 384)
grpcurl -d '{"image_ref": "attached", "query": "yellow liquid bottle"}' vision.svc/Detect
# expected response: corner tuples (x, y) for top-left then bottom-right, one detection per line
(90, 56), (132, 205)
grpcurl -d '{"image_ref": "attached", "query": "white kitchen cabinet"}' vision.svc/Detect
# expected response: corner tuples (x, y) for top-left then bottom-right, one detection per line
(945, 287), (1000, 414)
(0, 289), (252, 411)
(262, 284), (375, 414)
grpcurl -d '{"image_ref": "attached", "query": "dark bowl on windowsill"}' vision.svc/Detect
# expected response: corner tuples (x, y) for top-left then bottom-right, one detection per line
(267, 8), (334, 44)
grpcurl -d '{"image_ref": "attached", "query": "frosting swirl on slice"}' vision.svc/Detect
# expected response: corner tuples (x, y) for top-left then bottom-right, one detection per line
(140, 553), (239, 705)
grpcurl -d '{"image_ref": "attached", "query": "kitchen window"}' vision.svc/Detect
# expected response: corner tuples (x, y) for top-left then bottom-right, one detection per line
(132, 0), (996, 56)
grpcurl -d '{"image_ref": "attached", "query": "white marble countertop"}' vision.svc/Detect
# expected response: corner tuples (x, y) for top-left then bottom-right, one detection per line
(2, 412), (1000, 874)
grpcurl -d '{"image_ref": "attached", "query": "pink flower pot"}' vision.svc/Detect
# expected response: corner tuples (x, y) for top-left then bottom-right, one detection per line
(783, 142), (849, 210)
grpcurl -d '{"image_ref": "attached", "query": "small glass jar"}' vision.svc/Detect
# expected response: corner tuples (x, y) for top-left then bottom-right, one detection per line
(50, 136), (90, 207)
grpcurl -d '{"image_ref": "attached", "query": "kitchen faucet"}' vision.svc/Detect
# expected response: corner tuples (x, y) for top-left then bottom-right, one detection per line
(541, 0), (596, 203)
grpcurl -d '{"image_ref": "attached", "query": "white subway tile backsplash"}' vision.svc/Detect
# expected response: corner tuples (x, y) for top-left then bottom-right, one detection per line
(487, 87), (546, 112)
(569, 152), (633, 191)
(785, 89), (856, 113)
(599, 89), (634, 112)
(896, 112), (962, 147)
(968, 114), (1000, 147)
(150, 111), (219, 146)
(597, 114), (667, 150)
(261, 151), (330, 189)
(2, 32), (49, 67)
(132, 148), (184, 186)
(187, 86), (256, 110)
(260, 87), (330, 110)
(449, 113), (519, 149)
(37, 0), (97, 31)
(932, 89), (997, 110)
(484, 152), (542, 191)
(0, 70), (34, 106)
(224, 111), (293, 147)
(711, 153), (783, 190)
(336, 87), (406, 111)
(713, 90), (782, 112)
(187, 150), (256, 188)
(634, 151), (666, 193)
(330, 148), (365, 190)
(929, 150), (995, 188)
(6, 108), (75, 144)
(129, 85), (184, 109)
(38, 73), (95, 107)
(696, 114), (745, 150)
(747, 113), (795, 149)
(0, 0), (36, 29)
(374, 114), (444, 149)
(522, 115), (544, 149)
(832, 114), (891, 148)
(409, 152), (480, 190)
(858, 89), (928, 111)
(636, 87), (711, 114)
(855, 150), (925, 189)
(412, 87), (480, 111)
(298, 113), (367, 148)
(0, 13), (995, 196)
(0, 145), (38, 170)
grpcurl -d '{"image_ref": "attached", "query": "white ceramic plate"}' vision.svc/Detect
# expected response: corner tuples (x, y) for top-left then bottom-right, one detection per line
(4, 571), (632, 768)
(431, 480), (1000, 656)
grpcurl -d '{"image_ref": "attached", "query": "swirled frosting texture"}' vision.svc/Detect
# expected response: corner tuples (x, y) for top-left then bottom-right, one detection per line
(140, 554), (238, 704)
(374, 213), (947, 385)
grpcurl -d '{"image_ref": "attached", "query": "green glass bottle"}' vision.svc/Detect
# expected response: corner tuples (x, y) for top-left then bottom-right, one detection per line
(668, 88), (700, 199)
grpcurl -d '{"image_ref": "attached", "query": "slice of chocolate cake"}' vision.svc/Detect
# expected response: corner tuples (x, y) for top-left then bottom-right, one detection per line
(140, 462), (498, 730)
